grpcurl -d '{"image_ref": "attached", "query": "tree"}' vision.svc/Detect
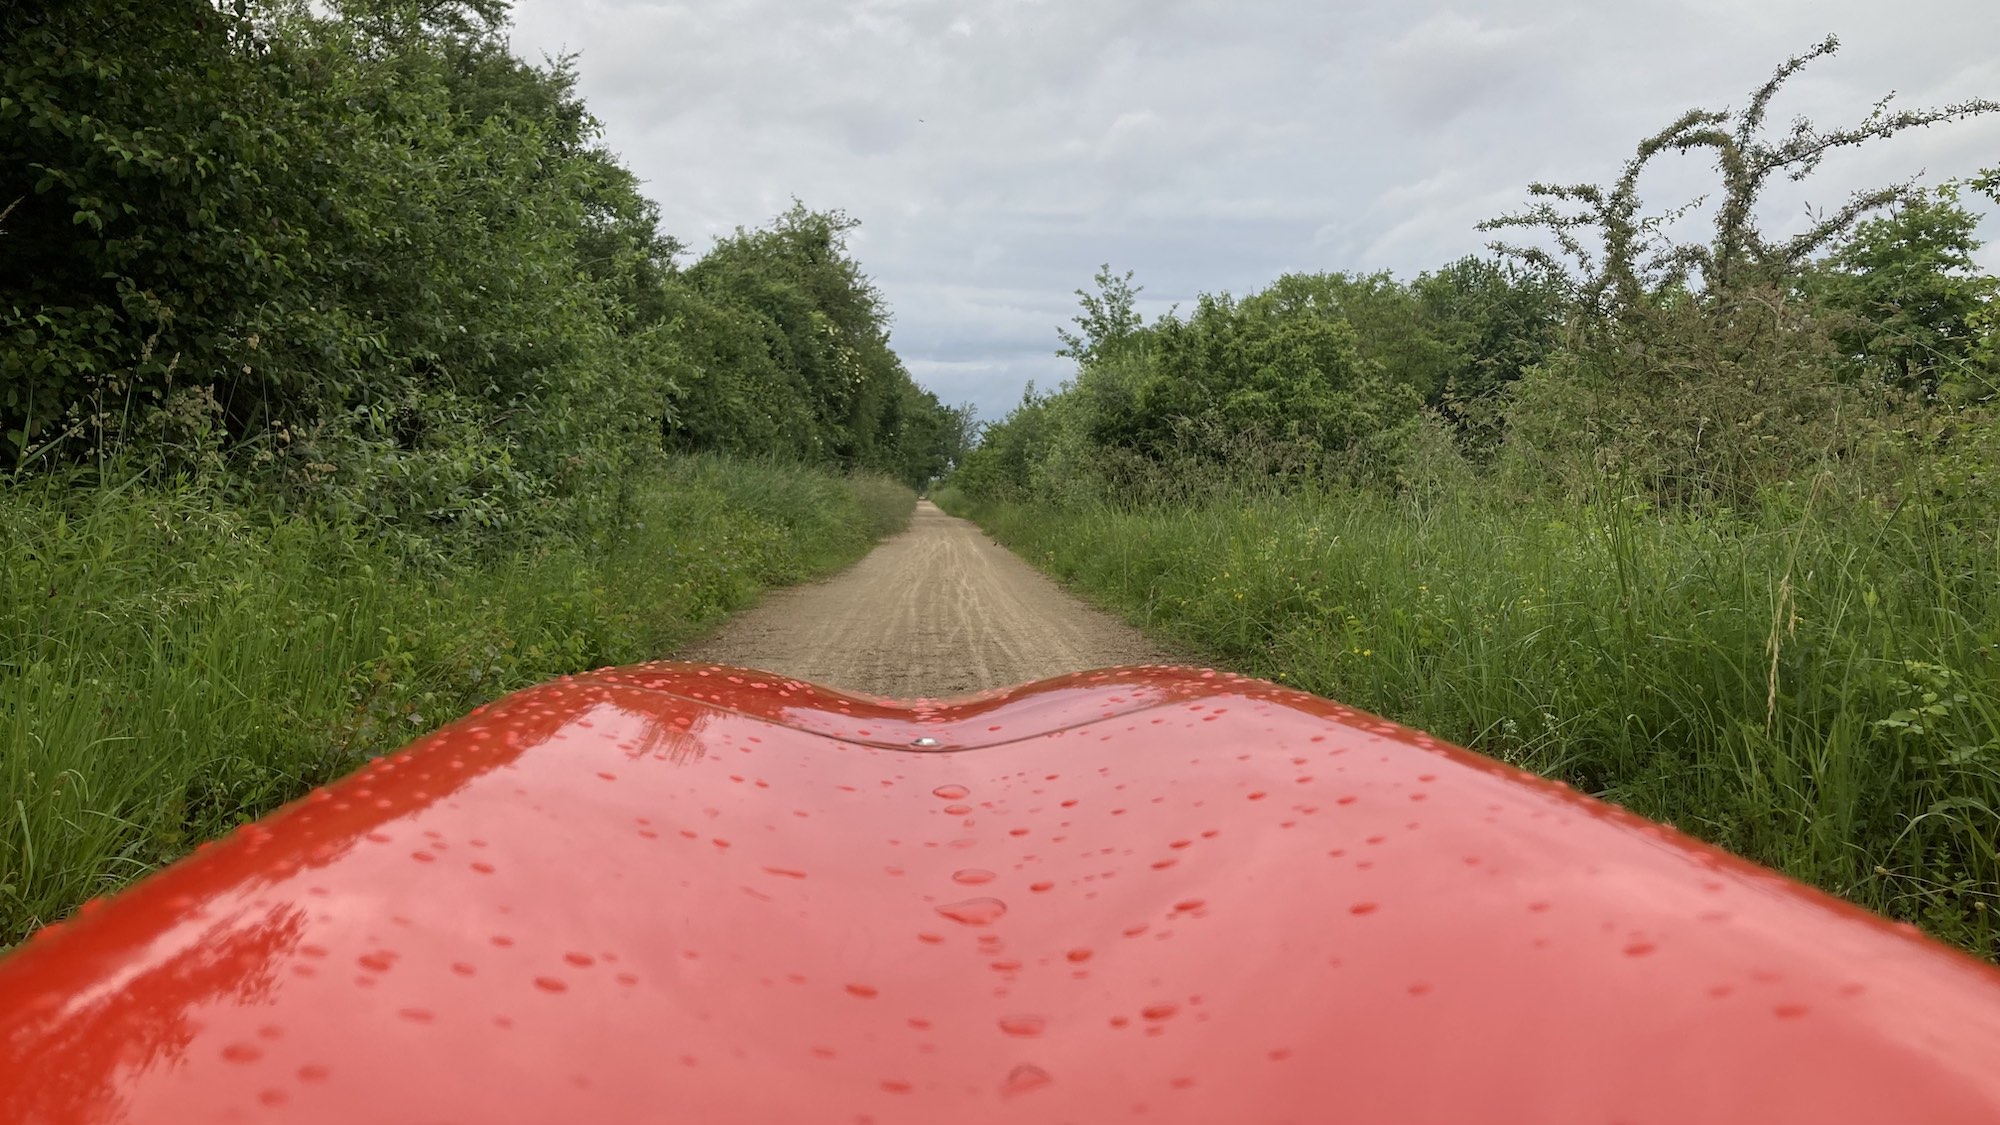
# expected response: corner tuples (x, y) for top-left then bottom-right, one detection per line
(1808, 187), (1999, 402)
(1056, 265), (1144, 364)
(669, 205), (963, 485)
(1412, 258), (1561, 449)
(1104, 286), (1420, 473)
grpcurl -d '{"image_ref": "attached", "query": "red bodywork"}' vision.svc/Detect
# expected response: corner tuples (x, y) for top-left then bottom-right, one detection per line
(3, 663), (2000, 1124)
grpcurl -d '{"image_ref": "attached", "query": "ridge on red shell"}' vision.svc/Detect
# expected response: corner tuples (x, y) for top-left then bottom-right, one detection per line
(3, 662), (2000, 1125)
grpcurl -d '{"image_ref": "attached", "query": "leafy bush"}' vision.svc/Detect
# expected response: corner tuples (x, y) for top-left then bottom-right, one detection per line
(1483, 36), (1996, 505)
(957, 262), (1556, 505)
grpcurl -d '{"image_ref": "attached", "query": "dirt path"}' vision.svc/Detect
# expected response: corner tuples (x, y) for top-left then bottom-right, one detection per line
(680, 501), (1172, 697)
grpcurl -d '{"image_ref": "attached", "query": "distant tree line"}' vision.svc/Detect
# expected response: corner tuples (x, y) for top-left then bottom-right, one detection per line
(1, 0), (969, 547)
(956, 39), (1999, 510)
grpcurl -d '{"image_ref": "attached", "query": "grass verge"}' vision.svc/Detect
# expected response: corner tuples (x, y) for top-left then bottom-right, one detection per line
(938, 484), (2000, 959)
(0, 455), (912, 947)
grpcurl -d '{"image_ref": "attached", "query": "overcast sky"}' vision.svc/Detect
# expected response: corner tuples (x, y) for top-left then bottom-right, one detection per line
(509, 0), (2000, 421)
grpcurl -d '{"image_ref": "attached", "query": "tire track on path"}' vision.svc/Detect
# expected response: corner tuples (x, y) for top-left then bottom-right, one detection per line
(679, 501), (1171, 697)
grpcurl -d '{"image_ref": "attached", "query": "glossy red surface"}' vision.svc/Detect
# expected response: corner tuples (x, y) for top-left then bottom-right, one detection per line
(5, 663), (2000, 1124)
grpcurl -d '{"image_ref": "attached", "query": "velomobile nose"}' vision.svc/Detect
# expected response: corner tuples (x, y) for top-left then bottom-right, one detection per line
(3, 662), (1999, 1124)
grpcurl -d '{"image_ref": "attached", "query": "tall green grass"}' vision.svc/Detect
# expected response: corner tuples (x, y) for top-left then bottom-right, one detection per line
(942, 483), (2000, 958)
(0, 455), (912, 947)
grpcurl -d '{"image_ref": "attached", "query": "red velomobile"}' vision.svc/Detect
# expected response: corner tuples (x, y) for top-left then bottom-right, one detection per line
(4, 663), (2000, 1124)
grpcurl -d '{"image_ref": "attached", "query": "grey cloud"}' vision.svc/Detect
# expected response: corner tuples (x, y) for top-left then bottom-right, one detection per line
(1373, 13), (1548, 127)
(511, 0), (2000, 420)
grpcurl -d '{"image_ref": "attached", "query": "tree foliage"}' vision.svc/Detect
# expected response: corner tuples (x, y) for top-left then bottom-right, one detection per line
(1807, 187), (1998, 402)
(1, 0), (961, 548)
(1055, 264), (1144, 364)
(957, 262), (1554, 502)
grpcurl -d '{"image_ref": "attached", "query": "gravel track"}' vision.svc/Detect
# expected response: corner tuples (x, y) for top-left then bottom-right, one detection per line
(679, 500), (1171, 697)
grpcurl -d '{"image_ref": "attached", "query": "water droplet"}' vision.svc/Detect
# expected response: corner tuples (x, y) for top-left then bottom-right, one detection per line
(953, 868), (996, 885)
(944, 804), (973, 816)
(1028, 881), (1054, 893)
(1774, 1003), (1809, 1019)
(880, 1079), (913, 1094)
(533, 977), (568, 993)
(936, 898), (1008, 925)
(1003, 1063), (1053, 1096)
(221, 1043), (262, 1064)
(398, 1007), (435, 1023)
(846, 983), (880, 998)
(998, 1014), (1046, 1037)
(1349, 902), (1379, 916)
(1623, 942), (1656, 957)
(564, 952), (596, 967)
(932, 784), (969, 800)
(1066, 948), (1093, 962)
(1141, 1003), (1179, 1021)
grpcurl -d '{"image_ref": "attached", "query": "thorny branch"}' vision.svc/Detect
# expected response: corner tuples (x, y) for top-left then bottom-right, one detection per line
(1480, 35), (1999, 318)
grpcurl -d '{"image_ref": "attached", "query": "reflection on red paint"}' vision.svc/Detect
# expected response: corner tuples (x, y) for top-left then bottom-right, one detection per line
(3, 661), (2000, 1124)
